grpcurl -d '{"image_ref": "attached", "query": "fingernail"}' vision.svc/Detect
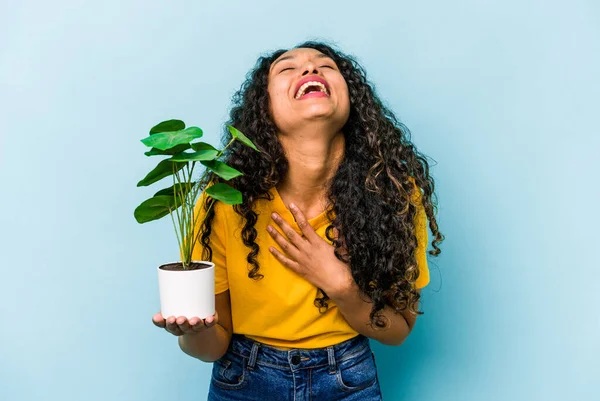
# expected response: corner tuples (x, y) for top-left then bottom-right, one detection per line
(290, 203), (296, 209)
(267, 225), (273, 233)
(272, 213), (279, 220)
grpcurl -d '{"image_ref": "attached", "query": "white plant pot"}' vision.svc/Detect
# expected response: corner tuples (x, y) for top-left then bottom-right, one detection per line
(157, 261), (215, 319)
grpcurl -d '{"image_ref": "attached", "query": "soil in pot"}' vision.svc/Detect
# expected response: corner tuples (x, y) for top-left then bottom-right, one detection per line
(159, 262), (213, 271)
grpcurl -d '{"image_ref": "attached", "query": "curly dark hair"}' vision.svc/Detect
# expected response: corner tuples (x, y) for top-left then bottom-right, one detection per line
(200, 41), (444, 327)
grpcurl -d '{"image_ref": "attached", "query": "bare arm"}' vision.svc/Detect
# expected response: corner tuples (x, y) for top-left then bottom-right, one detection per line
(154, 290), (233, 363)
(177, 290), (233, 362)
(330, 285), (420, 346)
(266, 203), (422, 346)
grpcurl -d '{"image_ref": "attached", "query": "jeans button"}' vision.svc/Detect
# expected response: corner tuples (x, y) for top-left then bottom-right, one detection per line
(291, 355), (301, 365)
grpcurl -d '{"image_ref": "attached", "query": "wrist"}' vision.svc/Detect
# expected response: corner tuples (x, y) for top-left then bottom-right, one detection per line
(179, 324), (216, 345)
(327, 275), (358, 303)
(178, 324), (225, 362)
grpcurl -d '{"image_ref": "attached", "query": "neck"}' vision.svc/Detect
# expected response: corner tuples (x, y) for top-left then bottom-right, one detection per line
(276, 124), (345, 218)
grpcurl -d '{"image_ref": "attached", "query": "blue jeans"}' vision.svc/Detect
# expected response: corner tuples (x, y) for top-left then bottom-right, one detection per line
(207, 334), (383, 400)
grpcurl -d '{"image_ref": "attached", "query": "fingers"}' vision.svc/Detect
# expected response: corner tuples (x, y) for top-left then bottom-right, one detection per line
(165, 316), (184, 336)
(155, 313), (218, 337)
(267, 213), (308, 260)
(195, 312), (219, 332)
(267, 225), (299, 258)
(288, 203), (318, 241)
(267, 213), (306, 248)
(176, 316), (191, 332)
(269, 246), (301, 273)
(152, 313), (166, 329)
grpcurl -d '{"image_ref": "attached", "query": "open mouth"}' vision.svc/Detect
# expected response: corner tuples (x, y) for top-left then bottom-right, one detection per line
(294, 79), (330, 99)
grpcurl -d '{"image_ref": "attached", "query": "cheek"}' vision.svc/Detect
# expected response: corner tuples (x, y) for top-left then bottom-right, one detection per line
(337, 80), (351, 109)
(329, 74), (349, 99)
(268, 84), (290, 114)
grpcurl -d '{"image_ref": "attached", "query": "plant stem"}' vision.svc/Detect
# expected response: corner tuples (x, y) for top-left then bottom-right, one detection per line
(172, 138), (236, 269)
(171, 165), (183, 257)
(217, 138), (235, 158)
(179, 166), (192, 269)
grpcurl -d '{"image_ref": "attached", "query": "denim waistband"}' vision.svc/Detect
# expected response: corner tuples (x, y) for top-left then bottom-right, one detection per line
(227, 334), (371, 372)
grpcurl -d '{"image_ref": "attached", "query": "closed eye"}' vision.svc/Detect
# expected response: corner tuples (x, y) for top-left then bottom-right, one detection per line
(279, 67), (294, 73)
(320, 65), (335, 69)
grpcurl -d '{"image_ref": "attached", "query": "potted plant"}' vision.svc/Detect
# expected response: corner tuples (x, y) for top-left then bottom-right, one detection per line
(134, 119), (258, 319)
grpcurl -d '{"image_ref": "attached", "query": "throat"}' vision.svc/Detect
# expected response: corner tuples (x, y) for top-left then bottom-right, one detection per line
(275, 131), (345, 220)
(276, 185), (330, 221)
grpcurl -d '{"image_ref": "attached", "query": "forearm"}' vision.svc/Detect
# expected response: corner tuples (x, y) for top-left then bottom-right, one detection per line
(178, 323), (231, 362)
(331, 282), (415, 346)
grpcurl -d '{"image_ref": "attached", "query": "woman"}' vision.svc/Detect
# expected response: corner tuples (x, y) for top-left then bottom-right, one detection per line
(152, 41), (443, 400)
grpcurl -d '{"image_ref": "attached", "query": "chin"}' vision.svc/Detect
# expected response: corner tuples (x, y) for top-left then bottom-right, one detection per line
(300, 104), (337, 120)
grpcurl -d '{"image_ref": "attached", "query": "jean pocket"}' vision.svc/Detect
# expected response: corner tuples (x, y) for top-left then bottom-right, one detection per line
(335, 349), (378, 392)
(211, 353), (249, 390)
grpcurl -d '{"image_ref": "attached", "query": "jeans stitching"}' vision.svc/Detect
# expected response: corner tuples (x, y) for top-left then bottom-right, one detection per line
(308, 368), (313, 401)
(229, 340), (371, 371)
(335, 370), (377, 393)
(336, 343), (370, 363)
(211, 357), (249, 391)
(335, 350), (377, 393)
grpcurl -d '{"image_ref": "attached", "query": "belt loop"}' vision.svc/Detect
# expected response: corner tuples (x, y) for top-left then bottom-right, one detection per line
(327, 346), (336, 374)
(248, 341), (260, 370)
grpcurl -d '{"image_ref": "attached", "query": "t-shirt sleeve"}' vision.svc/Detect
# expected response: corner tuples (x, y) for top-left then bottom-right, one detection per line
(412, 183), (431, 289)
(191, 193), (229, 294)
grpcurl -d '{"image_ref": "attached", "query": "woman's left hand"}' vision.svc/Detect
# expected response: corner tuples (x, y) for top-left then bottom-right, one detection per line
(267, 203), (355, 298)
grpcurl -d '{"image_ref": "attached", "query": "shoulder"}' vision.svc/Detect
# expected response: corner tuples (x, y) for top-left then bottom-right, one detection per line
(408, 176), (423, 204)
(197, 188), (277, 223)
(194, 191), (233, 224)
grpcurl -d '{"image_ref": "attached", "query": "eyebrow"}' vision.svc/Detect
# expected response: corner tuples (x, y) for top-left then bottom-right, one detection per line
(271, 53), (331, 70)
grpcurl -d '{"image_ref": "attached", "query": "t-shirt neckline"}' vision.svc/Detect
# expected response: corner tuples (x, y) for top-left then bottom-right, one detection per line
(270, 186), (331, 230)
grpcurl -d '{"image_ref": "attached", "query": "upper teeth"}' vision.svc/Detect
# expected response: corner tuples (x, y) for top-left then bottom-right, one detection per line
(295, 81), (329, 99)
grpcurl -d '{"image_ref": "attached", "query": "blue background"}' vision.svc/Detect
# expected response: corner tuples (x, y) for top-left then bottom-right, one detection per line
(1, 1), (598, 400)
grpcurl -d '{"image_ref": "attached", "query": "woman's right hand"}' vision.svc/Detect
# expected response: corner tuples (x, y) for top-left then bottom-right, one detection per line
(152, 312), (219, 336)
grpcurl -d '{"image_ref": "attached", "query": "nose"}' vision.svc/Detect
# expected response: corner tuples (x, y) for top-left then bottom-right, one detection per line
(301, 61), (319, 76)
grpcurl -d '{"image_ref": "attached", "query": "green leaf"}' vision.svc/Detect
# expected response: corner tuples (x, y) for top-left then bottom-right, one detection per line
(141, 127), (203, 150)
(144, 143), (191, 156)
(227, 125), (259, 152)
(170, 149), (219, 162)
(154, 182), (196, 197)
(134, 184), (196, 224)
(191, 142), (219, 153)
(201, 160), (243, 181)
(137, 159), (186, 187)
(150, 119), (185, 134)
(205, 183), (243, 205)
(134, 195), (178, 223)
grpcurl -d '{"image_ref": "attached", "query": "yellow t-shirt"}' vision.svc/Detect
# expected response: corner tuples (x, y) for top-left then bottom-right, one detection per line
(192, 186), (430, 349)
